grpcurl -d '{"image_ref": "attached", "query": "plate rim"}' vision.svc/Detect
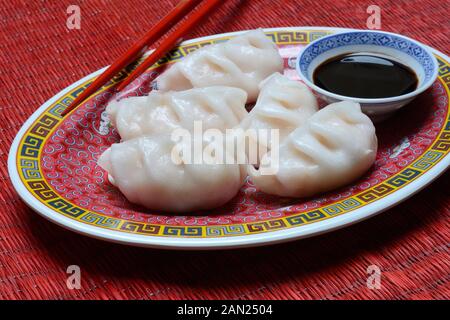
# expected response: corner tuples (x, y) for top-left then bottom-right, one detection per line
(8, 26), (450, 250)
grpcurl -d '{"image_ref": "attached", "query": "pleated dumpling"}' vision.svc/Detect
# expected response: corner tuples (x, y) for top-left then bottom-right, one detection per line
(239, 72), (318, 147)
(107, 86), (247, 141)
(98, 134), (246, 212)
(156, 29), (284, 103)
(248, 101), (378, 197)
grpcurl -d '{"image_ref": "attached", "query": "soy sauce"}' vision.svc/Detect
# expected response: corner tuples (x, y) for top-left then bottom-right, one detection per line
(313, 53), (418, 98)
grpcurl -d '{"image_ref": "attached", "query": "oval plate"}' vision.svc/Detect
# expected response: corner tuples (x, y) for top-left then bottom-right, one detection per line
(8, 27), (450, 249)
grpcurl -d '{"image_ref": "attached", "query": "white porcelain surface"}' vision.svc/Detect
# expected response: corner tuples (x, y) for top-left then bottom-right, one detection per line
(296, 30), (439, 121)
(7, 27), (450, 249)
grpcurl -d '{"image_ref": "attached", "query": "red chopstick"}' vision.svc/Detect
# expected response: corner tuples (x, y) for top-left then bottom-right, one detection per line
(61, 0), (203, 116)
(116, 0), (222, 92)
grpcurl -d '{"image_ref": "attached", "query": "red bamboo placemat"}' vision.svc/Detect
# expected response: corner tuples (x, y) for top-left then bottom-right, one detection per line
(0, 0), (449, 300)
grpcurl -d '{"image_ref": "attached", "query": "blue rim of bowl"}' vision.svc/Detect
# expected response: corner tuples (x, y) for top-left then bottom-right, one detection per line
(296, 30), (439, 104)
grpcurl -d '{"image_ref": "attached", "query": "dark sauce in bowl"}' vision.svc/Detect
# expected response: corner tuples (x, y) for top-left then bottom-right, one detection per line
(313, 53), (418, 99)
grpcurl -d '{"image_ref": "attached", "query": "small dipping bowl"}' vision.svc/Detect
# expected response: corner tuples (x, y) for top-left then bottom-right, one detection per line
(296, 30), (439, 121)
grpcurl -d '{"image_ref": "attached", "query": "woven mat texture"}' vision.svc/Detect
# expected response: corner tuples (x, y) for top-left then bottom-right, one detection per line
(0, 0), (449, 300)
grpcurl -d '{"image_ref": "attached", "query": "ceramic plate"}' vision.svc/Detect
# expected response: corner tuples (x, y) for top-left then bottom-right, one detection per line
(8, 27), (450, 249)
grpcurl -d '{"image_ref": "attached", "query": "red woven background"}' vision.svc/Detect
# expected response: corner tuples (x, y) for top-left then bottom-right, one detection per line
(1, 0), (449, 300)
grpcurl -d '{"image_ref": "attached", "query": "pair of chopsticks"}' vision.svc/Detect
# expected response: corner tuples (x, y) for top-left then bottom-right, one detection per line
(61, 0), (222, 116)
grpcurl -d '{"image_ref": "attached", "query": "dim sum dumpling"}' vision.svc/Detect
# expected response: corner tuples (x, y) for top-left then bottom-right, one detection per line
(98, 134), (246, 212)
(248, 101), (377, 197)
(107, 86), (248, 141)
(156, 29), (284, 103)
(239, 72), (318, 147)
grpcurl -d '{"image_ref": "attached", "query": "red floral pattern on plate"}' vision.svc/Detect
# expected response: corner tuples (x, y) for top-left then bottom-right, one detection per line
(40, 44), (448, 226)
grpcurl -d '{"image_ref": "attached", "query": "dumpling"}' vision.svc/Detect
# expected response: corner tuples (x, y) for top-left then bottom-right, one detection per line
(156, 29), (284, 103)
(239, 72), (318, 149)
(98, 134), (246, 212)
(248, 101), (377, 197)
(107, 86), (247, 141)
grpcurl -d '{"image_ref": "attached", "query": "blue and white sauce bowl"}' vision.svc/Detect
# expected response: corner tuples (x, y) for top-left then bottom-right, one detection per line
(296, 30), (439, 121)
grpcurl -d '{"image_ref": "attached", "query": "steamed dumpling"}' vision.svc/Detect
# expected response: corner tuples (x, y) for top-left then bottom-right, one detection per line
(156, 29), (284, 103)
(98, 134), (246, 212)
(107, 86), (248, 141)
(239, 72), (318, 147)
(248, 101), (377, 197)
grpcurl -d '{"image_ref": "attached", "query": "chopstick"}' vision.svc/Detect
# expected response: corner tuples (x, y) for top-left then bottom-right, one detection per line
(61, 0), (203, 116)
(116, 0), (222, 92)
